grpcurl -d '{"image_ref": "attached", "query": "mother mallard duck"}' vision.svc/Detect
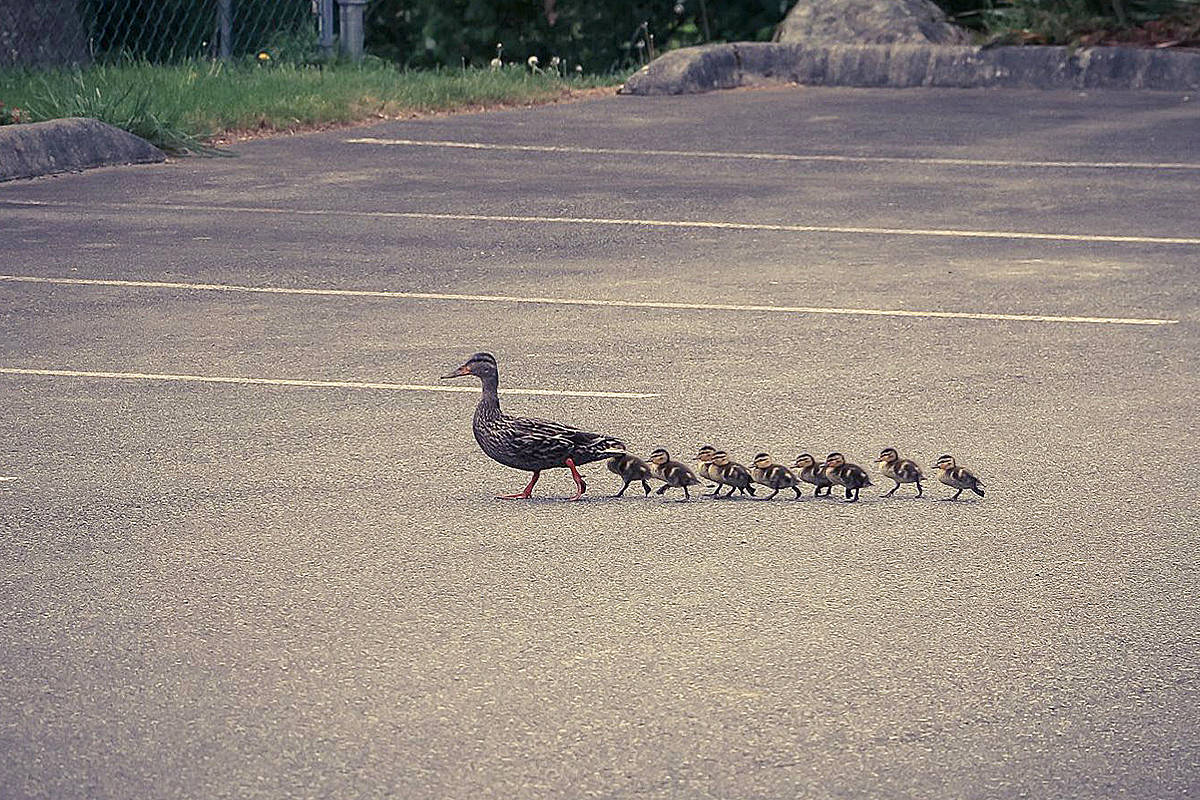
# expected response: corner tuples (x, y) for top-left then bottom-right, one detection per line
(441, 352), (627, 500)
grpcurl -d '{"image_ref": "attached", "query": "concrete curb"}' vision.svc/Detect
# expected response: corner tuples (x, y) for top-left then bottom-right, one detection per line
(0, 117), (165, 182)
(620, 41), (1200, 95)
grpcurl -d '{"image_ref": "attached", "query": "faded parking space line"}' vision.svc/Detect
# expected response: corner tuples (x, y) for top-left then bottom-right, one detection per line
(346, 137), (1200, 172)
(3, 199), (1198, 247)
(0, 368), (659, 399)
(0, 275), (1180, 326)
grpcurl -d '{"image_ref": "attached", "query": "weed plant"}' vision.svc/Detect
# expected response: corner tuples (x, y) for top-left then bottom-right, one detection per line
(0, 58), (621, 155)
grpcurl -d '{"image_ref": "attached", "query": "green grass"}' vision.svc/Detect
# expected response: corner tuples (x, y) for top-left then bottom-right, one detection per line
(0, 59), (623, 155)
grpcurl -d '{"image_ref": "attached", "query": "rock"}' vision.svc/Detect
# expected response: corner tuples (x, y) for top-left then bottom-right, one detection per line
(0, 117), (166, 182)
(773, 0), (970, 46)
(619, 42), (1200, 95)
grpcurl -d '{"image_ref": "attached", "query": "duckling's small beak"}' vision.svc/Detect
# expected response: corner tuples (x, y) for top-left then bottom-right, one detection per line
(441, 364), (471, 379)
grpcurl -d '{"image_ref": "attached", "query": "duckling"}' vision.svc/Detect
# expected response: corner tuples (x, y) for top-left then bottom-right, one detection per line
(606, 453), (654, 498)
(934, 454), (986, 500)
(694, 444), (723, 495)
(793, 453), (834, 497)
(824, 452), (872, 502)
(711, 451), (756, 498)
(750, 453), (801, 500)
(874, 447), (924, 498)
(647, 448), (702, 501)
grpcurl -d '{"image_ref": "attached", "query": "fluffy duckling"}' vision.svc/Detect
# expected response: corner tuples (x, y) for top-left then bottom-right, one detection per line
(606, 453), (654, 498)
(711, 451), (756, 498)
(934, 454), (986, 500)
(647, 448), (702, 501)
(695, 444), (723, 495)
(874, 447), (924, 498)
(824, 452), (872, 502)
(750, 453), (801, 500)
(793, 453), (834, 497)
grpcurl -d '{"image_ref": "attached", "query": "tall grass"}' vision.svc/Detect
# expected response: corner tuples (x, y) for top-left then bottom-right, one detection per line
(0, 60), (622, 155)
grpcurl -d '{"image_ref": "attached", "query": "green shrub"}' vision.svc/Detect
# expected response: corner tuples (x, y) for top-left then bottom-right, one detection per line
(365, 0), (790, 73)
(937, 0), (1199, 40)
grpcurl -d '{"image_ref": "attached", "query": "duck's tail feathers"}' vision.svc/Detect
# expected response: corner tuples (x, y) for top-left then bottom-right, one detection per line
(590, 436), (628, 457)
(972, 485), (985, 497)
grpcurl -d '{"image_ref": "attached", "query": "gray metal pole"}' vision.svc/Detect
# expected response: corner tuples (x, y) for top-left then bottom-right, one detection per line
(318, 0), (335, 59)
(217, 0), (233, 60)
(336, 0), (368, 61)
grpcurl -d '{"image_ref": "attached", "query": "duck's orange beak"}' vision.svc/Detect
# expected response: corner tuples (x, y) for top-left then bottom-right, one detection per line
(441, 363), (472, 379)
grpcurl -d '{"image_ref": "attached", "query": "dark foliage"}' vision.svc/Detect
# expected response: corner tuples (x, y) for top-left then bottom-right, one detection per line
(932, 0), (1198, 38)
(79, 0), (313, 61)
(364, 0), (790, 72)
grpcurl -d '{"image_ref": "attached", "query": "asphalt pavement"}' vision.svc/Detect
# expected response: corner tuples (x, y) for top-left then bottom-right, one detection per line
(1, 86), (1197, 799)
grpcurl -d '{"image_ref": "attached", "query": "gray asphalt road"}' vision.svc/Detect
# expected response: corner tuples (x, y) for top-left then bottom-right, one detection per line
(1, 87), (1197, 799)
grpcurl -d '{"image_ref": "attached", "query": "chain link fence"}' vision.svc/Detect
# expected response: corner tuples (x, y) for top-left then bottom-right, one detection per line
(1, 0), (323, 67)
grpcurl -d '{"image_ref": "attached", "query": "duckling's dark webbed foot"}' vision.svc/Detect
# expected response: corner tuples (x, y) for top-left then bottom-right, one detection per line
(641, 480), (651, 496)
(915, 481), (923, 498)
(761, 489), (779, 501)
(613, 481), (631, 498)
(883, 482), (899, 498)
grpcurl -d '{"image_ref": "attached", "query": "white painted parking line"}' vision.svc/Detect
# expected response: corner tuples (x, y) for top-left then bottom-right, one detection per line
(0, 368), (658, 399)
(3, 199), (1198, 247)
(346, 137), (1200, 172)
(0, 275), (1179, 326)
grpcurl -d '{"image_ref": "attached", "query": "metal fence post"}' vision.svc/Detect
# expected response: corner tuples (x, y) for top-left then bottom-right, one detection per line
(217, 0), (233, 60)
(318, 0), (336, 59)
(336, 0), (368, 61)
